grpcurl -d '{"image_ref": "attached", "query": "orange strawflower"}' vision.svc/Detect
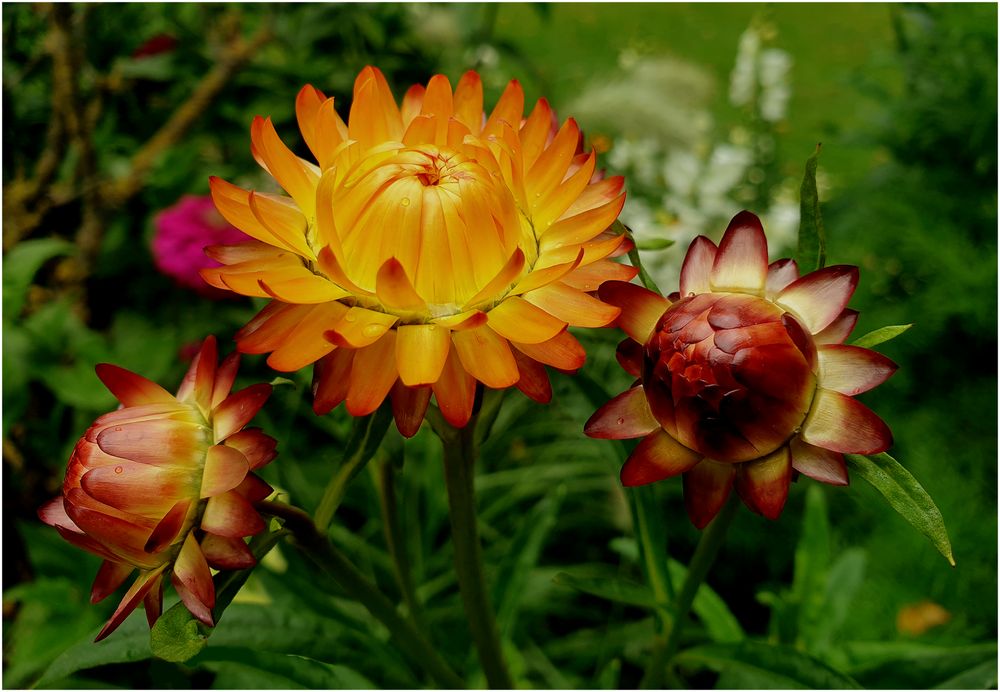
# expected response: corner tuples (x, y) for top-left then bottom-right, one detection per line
(588, 212), (895, 528)
(203, 67), (634, 435)
(39, 337), (276, 640)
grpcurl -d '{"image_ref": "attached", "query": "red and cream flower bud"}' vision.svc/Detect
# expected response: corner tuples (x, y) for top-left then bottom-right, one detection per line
(38, 337), (277, 640)
(588, 212), (896, 528)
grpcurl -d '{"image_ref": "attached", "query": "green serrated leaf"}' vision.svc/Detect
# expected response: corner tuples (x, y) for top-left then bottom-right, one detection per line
(552, 571), (655, 609)
(850, 324), (913, 349)
(796, 145), (826, 273)
(635, 238), (676, 251)
(2, 237), (77, 318)
(845, 453), (955, 565)
(674, 641), (862, 689)
(493, 485), (565, 635)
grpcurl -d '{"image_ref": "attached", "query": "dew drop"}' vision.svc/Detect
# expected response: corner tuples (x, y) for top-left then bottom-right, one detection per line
(400, 197), (410, 207)
(114, 426), (123, 432)
(427, 324), (437, 332)
(362, 324), (383, 338)
(616, 417), (625, 426)
(344, 312), (357, 323)
(114, 466), (123, 474)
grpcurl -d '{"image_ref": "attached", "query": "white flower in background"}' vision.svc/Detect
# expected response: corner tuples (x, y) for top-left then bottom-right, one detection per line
(759, 49), (793, 122)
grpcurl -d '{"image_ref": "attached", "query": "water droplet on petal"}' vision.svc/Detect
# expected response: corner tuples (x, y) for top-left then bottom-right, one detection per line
(362, 324), (383, 338)
(114, 466), (123, 474)
(345, 312), (357, 323)
(616, 417), (625, 426)
(400, 197), (410, 207)
(114, 426), (123, 432)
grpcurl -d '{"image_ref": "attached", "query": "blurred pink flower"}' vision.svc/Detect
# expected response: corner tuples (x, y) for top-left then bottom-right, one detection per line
(152, 195), (250, 297)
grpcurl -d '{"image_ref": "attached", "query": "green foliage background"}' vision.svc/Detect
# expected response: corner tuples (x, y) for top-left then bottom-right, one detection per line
(3, 3), (996, 689)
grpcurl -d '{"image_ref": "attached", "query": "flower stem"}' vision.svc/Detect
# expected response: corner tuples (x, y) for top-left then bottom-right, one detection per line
(258, 500), (465, 689)
(640, 495), (739, 689)
(376, 456), (428, 632)
(427, 406), (515, 689)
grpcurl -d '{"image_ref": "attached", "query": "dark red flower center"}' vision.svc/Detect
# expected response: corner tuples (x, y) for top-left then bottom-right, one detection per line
(642, 292), (816, 463)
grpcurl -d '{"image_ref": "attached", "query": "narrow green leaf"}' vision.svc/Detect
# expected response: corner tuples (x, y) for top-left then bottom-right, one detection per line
(933, 658), (998, 689)
(674, 641), (862, 689)
(552, 571), (655, 609)
(850, 323), (913, 349)
(809, 548), (866, 656)
(845, 453), (955, 565)
(792, 485), (831, 649)
(192, 647), (375, 689)
(796, 145), (826, 273)
(269, 376), (298, 388)
(493, 485), (565, 635)
(667, 560), (743, 643)
(635, 238), (676, 251)
(150, 530), (287, 662)
(845, 641), (996, 689)
(2, 238), (76, 317)
(611, 219), (663, 295)
(35, 614), (152, 687)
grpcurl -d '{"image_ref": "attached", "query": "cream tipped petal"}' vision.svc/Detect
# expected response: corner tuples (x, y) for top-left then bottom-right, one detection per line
(598, 280), (670, 344)
(679, 236), (717, 296)
(144, 499), (193, 554)
(171, 533), (215, 627)
(814, 309), (859, 345)
(709, 211), (768, 294)
(775, 265), (859, 334)
(200, 533), (256, 570)
(817, 344), (897, 396)
(585, 386), (660, 440)
(95, 565), (168, 642)
(765, 258), (800, 298)
(621, 430), (702, 486)
(790, 437), (849, 486)
(736, 447), (792, 520)
(201, 490), (265, 538)
(200, 445), (250, 498)
(96, 419), (208, 468)
(683, 460), (737, 530)
(801, 388), (893, 454)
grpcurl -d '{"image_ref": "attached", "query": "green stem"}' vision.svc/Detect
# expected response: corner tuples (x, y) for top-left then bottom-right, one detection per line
(427, 406), (515, 689)
(258, 501), (465, 689)
(376, 457), (428, 632)
(641, 495), (739, 689)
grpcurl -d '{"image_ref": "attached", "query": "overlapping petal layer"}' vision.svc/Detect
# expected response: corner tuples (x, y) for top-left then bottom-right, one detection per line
(203, 67), (633, 434)
(588, 211), (895, 528)
(39, 337), (277, 640)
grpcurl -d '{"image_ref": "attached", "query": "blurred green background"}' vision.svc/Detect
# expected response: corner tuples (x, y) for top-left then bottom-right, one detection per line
(3, 3), (996, 689)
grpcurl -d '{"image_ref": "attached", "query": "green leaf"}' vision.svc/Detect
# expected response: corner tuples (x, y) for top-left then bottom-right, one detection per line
(809, 548), (866, 656)
(150, 530), (287, 662)
(611, 219), (663, 295)
(493, 484), (565, 635)
(269, 376), (298, 388)
(844, 641), (997, 689)
(35, 613), (153, 687)
(796, 145), (826, 273)
(791, 485), (831, 648)
(552, 571), (655, 609)
(667, 560), (744, 643)
(845, 453), (955, 565)
(191, 647), (375, 689)
(673, 641), (862, 689)
(635, 237), (676, 251)
(2, 237), (76, 318)
(933, 658), (998, 689)
(850, 323), (913, 349)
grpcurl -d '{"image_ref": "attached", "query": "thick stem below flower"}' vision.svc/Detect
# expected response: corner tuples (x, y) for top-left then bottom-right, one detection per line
(429, 406), (516, 689)
(257, 500), (464, 689)
(640, 494), (739, 689)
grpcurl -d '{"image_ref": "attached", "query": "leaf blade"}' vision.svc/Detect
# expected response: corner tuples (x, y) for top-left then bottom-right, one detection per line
(796, 145), (826, 273)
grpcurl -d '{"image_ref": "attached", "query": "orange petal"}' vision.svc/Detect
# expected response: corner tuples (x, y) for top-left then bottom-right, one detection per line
(401, 84), (425, 127)
(621, 429), (702, 486)
(96, 419), (208, 468)
(214, 384), (272, 443)
(597, 280), (670, 344)
(432, 310), (488, 331)
(209, 176), (298, 253)
(519, 98), (556, 169)
(710, 211), (768, 294)
(349, 66), (403, 147)
(800, 388), (893, 454)
(250, 116), (318, 217)
(454, 71), (484, 133)
(237, 303), (315, 354)
(201, 490), (265, 538)
(266, 302), (348, 372)
(510, 250), (583, 296)
(482, 79), (524, 138)
(176, 335), (217, 413)
(683, 460), (736, 529)
(325, 307), (399, 348)
(225, 429), (277, 471)
(313, 97), (349, 169)
(81, 462), (195, 516)
(539, 194), (626, 251)
(390, 381), (432, 438)
(247, 190), (313, 259)
(171, 533), (215, 626)
(462, 249), (526, 309)
(561, 258), (639, 292)
(523, 282), (620, 328)
(211, 353), (241, 410)
(200, 444), (250, 498)
(94, 565), (168, 641)
(432, 348), (477, 428)
(679, 236), (717, 297)
(453, 325), (519, 388)
(586, 386), (660, 441)
(790, 437), (849, 486)
(91, 560), (133, 604)
(345, 332), (399, 416)
(95, 364), (175, 407)
(487, 296), (567, 344)
(510, 330), (586, 372)
(511, 349), (551, 404)
(376, 258), (427, 312)
(776, 265), (860, 334)
(312, 348), (355, 416)
(143, 498), (192, 554)
(396, 324), (451, 387)
(420, 74), (454, 143)
(736, 447), (792, 520)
